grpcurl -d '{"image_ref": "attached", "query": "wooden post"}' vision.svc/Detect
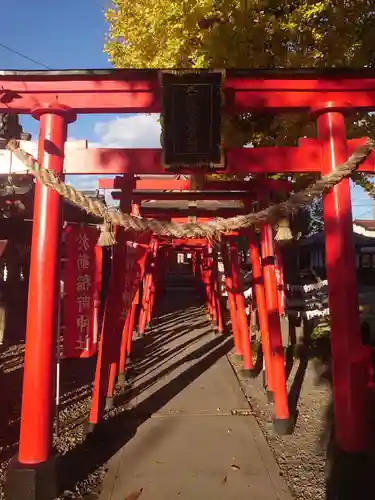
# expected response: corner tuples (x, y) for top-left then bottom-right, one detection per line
(317, 109), (370, 453)
(261, 225), (291, 435)
(6, 104), (76, 500)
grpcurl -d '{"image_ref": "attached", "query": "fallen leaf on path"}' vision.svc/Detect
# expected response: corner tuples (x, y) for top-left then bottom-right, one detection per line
(124, 488), (143, 500)
(221, 476), (228, 484)
(231, 464), (241, 471)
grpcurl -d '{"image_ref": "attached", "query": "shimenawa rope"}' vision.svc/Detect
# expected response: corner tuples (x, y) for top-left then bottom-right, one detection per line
(6, 138), (375, 243)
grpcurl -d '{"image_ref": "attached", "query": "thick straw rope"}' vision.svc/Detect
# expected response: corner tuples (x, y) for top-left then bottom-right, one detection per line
(6, 139), (375, 240)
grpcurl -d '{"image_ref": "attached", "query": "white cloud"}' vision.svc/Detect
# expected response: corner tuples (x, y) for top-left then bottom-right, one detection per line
(66, 175), (99, 191)
(65, 114), (162, 193)
(94, 114), (161, 148)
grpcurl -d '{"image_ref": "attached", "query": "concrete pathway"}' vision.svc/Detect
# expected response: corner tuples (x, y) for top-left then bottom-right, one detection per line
(99, 292), (293, 500)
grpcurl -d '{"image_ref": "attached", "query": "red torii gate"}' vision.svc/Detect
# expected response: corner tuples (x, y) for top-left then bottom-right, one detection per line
(2, 68), (375, 499)
(107, 175), (295, 432)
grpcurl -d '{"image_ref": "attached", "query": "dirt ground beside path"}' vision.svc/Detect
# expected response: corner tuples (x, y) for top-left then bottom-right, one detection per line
(228, 351), (333, 500)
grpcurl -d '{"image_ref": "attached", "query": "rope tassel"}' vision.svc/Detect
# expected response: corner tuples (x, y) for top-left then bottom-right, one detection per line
(97, 221), (116, 247)
(275, 218), (293, 242)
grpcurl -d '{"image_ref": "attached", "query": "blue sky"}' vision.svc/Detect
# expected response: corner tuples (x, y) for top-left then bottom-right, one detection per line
(0, 0), (373, 218)
(1, 0), (114, 144)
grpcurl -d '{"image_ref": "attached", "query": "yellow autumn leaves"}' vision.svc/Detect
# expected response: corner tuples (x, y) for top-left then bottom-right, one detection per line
(104, 0), (375, 71)
(103, 0), (375, 194)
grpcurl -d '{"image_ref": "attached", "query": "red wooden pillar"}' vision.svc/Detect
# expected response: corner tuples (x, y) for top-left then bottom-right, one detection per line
(139, 239), (156, 335)
(192, 252), (197, 276)
(147, 241), (159, 325)
(147, 277), (155, 325)
(194, 250), (204, 297)
(210, 280), (217, 323)
(151, 245), (166, 318)
(204, 251), (211, 318)
(207, 250), (218, 326)
(6, 104), (76, 500)
(117, 202), (142, 386)
(202, 252), (213, 318)
(249, 233), (274, 398)
(208, 250), (224, 334)
(127, 300), (137, 354)
(215, 252), (225, 334)
(106, 355), (118, 408)
(139, 278), (149, 334)
(147, 253), (155, 327)
(221, 242), (243, 357)
(229, 239), (253, 373)
(117, 308), (131, 386)
(317, 109), (370, 453)
(194, 251), (201, 280)
(160, 247), (169, 292)
(261, 225), (291, 434)
(138, 259), (149, 335)
(127, 268), (146, 359)
(213, 268), (224, 333)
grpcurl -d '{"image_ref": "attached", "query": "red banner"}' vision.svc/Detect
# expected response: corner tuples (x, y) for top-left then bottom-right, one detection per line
(120, 237), (149, 319)
(101, 231), (149, 344)
(62, 224), (101, 358)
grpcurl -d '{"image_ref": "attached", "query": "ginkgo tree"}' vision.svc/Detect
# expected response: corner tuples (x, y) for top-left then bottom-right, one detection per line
(104, 0), (375, 207)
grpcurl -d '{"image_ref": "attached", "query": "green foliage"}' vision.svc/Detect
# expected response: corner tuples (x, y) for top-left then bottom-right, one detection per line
(312, 318), (331, 340)
(307, 197), (324, 235)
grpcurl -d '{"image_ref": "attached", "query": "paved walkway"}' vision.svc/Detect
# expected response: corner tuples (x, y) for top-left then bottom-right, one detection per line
(99, 291), (292, 500)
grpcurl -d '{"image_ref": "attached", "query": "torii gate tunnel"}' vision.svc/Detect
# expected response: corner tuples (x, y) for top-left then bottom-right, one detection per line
(2, 68), (375, 499)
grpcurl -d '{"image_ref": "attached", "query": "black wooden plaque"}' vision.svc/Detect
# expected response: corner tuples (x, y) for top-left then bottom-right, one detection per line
(161, 71), (224, 169)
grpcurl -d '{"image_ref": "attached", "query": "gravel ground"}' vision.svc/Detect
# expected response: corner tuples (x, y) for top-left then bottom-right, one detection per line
(228, 346), (334, 500)
(0, 342), (116, 500)
(0, 342), (25, 498)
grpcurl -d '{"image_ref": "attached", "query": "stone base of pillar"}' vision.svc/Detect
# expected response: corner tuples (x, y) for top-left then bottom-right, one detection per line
(266, 390), (274, 403)
(239, 368), (258, 379)
(105, 396), (114, 411)
(272, 416), (294, 436)
(130, 336), (146, 360)
(261, 370), (267, 389)
(5, 455), (56, 500)
(117, 372), (127, 387)
(85, 421), (97, 436)
(231, 353), (243, 362)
